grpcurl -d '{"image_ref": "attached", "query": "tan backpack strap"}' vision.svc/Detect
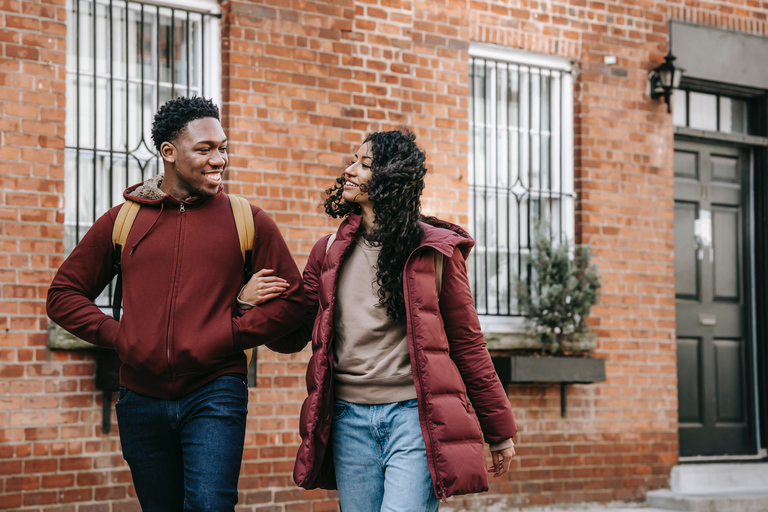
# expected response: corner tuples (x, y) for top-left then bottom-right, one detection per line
(228, 194), (256, 369)
(325, 233), (336, 254)
(112, 200), (141, 250)
(228, 195), (255, 263)
(434, 251), (444, 299)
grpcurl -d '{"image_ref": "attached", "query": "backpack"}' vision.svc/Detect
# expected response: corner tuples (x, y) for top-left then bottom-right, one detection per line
(110, 195), (256, 368)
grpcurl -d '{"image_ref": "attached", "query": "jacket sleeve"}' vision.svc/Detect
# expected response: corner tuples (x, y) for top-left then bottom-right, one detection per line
(302, 234), (330, 327)
(232, 209), (309, 354)
(439, 247), (518, 444)
(46, 209), (121, 349)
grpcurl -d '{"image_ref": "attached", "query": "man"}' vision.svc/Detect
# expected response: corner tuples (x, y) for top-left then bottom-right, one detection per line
(47, 96), (307, 511)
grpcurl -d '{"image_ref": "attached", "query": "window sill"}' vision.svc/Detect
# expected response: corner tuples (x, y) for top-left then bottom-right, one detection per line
(48, 322), (93, 350)
(480, 316), (545, 350)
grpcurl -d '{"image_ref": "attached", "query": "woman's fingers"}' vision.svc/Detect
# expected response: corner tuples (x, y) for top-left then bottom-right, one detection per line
(488, 452), (500, 475)
(489, 446), (515, 477)
(239, 269), (290, 306)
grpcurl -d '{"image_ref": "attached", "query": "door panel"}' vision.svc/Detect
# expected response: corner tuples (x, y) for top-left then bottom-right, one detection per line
(712, 207), (740, 301)
(677, 338), (702, 424)
(674, 140), (754, 457)
(674, 203), (698, 299)
(714, 339), (745, 423)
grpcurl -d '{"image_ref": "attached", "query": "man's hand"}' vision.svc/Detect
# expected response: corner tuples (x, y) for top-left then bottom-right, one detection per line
(488, 445), (516, 478)
(238, 269), (289, 310)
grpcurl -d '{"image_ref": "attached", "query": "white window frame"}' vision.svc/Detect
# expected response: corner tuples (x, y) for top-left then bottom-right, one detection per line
(64, 0), (221, 308)
(468, 43), (575, 333)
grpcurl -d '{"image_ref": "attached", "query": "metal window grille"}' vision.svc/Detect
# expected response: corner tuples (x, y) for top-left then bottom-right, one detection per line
(469, 56), (575, 316)
(65, 0), (217, 306)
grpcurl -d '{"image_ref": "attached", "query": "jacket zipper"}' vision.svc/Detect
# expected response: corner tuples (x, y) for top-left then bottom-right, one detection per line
(165, 202), (185, 379)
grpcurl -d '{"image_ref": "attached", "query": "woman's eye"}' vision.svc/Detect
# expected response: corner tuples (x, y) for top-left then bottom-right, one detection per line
(348, 160), (356, 166)
(221, 147), (228, 152)
(362, 164), (371, 169)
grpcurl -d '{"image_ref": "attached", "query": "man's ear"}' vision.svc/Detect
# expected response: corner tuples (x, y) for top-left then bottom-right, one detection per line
(160, 141), (176, 163)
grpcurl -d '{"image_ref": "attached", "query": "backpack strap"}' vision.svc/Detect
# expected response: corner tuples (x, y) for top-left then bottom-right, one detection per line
(325, 233), (336, 254)
(434, 251), (443, 299)
(228, 194), (256, 369)
(228, 194), (255, 281)
(112, 200), (141, 252)
(111, 201), (141, 321)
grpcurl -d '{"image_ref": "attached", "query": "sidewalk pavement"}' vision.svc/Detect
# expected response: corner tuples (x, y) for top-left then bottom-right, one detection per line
(441, 502), (667, 512)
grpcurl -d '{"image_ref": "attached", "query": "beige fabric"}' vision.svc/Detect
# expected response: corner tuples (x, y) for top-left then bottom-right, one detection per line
(333, 237), (417, 404)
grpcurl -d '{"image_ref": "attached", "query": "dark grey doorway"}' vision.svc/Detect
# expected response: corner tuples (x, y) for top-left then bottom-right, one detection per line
(674, 140), (755, 457)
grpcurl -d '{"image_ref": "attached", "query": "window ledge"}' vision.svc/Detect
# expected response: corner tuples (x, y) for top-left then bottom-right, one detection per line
(480, 316), (545, 350)
(48, 322), (93, 350)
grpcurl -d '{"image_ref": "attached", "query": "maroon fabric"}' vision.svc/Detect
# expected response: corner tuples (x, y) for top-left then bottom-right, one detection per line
(47, 183), (307, 400)
(293, 213), (517, 500)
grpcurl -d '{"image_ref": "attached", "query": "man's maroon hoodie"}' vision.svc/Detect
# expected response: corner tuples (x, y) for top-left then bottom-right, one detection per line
(47, 175), (308, 400)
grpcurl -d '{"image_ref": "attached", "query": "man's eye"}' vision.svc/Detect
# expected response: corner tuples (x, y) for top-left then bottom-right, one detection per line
(349, 160), (356, 165)
(362, 164), (371, 169)
(221, 147), (227, 152)
(198, 148), (210, 153)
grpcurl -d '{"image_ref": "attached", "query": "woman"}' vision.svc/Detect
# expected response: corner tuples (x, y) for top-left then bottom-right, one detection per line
(292, 129), (517, 511)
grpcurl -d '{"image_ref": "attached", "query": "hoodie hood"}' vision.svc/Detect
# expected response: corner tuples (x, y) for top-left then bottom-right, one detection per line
(123, 174), (222, 205)
(126, 174), (167, 201)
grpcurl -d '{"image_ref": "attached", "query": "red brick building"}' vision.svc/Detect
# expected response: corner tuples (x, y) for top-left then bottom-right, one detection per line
(2, 0), (768, 510)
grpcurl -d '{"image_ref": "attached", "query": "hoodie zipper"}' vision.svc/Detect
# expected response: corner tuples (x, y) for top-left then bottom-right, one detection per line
(165, 202), (185, 379)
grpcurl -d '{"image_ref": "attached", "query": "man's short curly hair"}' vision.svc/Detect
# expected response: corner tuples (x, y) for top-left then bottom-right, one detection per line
(151, 96), (220, 152)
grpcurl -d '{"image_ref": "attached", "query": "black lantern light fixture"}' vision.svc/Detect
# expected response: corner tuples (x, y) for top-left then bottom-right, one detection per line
(649, 52), (684, 113)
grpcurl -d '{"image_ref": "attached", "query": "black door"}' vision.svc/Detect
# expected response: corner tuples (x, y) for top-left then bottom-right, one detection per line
(674, 140), (755, 457)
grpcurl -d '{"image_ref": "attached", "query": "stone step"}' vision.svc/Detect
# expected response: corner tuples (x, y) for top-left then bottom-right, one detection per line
(670, 463), (768, 494)
(646, 489), (768, 512)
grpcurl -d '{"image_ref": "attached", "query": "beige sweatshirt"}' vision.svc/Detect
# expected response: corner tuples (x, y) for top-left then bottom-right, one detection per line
(332, 237), (417, 404)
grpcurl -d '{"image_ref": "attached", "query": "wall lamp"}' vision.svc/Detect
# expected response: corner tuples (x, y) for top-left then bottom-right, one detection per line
(649, 52), (684, 113)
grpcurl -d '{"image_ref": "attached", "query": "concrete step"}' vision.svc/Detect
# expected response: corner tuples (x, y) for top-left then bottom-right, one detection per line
(645, 463), (768, 512)
(646, 489), (768, 512)
(670, 463), (768, 494)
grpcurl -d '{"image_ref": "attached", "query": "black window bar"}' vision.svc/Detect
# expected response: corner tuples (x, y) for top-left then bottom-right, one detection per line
(65, 0), (217, 308)
(469, 57), (574, 316)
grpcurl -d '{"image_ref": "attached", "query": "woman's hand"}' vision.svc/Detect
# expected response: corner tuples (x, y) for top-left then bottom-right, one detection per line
(238, 269), (290, 310)
(488, 445), (516, 478)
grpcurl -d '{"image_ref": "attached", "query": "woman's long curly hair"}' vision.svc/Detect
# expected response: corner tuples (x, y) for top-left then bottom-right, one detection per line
(323, 129), (427, 322)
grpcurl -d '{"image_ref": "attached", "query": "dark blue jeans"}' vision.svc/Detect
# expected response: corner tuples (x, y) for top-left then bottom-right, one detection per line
(115, 374), (248, 512)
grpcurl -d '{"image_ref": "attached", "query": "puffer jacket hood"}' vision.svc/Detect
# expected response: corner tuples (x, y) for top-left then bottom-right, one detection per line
(294, 213), (516, 500)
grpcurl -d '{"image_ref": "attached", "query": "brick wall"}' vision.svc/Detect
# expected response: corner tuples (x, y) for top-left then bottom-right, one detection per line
(2, 0), (767, 510)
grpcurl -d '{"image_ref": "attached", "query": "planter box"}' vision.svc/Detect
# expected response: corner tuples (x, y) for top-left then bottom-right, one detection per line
(492, 355), (606, 417)
(492, 355), (606, 384)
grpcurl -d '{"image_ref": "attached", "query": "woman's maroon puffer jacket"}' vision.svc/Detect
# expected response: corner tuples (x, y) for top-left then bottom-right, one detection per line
(293, 214), (517, 500)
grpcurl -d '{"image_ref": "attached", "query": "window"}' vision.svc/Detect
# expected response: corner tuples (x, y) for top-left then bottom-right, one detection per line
(469, 45), (574, 318)
(672, 89), (752, 135)
(64, 0), (220, 306)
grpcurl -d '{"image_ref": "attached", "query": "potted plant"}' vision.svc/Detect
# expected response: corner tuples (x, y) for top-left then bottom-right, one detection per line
(516, 229), (601, 355)
(492, 229), (605, 409)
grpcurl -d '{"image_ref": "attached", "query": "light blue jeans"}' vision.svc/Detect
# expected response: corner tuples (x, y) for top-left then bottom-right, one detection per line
(331, 398), (440, 512)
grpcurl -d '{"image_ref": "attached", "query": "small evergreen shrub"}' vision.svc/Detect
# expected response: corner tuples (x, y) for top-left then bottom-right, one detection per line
(516, 229), (601, 354)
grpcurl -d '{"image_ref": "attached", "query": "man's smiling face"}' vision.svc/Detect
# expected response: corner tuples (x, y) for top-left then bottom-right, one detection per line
(161, 117), (228, 200)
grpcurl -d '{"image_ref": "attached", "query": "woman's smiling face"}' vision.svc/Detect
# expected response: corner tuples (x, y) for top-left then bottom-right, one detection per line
(342, 141), (374, 208)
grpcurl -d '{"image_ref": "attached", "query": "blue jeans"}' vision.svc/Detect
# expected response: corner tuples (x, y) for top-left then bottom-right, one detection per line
(115, 374), (248, 512)
(331, 398), (440, 512)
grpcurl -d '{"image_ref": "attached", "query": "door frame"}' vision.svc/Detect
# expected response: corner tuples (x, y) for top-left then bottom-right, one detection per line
(674, 128), (768, 461)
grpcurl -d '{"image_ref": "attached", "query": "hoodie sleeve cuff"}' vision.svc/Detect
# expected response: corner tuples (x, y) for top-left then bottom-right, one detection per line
(489, 438), (514, 453)
(236, 284), (256, 311)
(97, 317), (120, 349)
